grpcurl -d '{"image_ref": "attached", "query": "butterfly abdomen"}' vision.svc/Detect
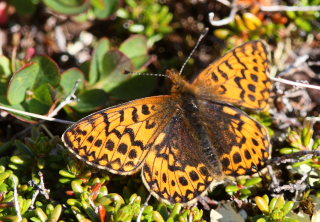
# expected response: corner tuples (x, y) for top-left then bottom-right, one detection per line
(180, 94), (223, 175)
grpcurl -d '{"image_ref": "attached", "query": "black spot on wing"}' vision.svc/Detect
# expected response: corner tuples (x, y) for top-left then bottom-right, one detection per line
(142, 104), (150, 115)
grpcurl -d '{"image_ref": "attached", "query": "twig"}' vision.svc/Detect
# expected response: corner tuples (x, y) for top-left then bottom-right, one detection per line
(189, 211), (193, 222)
(268, 151), (320, 165)
(261, 5), (320, 12)
(47, 80), (80, 118)
(273, 182), (308, 193)
(39, 171), (50, 199)
(270, 76), (320, 91)
(136, 194), (152, 222)
(273, 173), (309, 195)
(216, 0), (231, 7)
(29, 171), (50, 209)
(209, 6), (239, 26)
(0, 80), (79, 125)
(30, 190), (40, 209)
(40, 124), (54, 139)
(305, 116), (320, 122)
(308, 61), (320, 66)
(267, 165), (279, 188)
(88, 196), (98, 214)
(277, 55), (309, 77)
(199, 196), (218, 210)
(0, 106), (74, 124)
(13, 176), (22, 221)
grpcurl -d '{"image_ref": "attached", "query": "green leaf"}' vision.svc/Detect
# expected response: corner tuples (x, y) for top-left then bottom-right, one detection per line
(110, 75), (156, 100)
(31, 56), (60, 87)
(225, 185), (239, 193)
(244, 177), (262, 187)
(48, 204), (62, 222)
(0, 82), (8, 96)
(7, 62), (39, 105)
(33, 84), (54, 106)
(60, 68), (85, 97)
(93, 50), (133, 91)
(279, 147), (300, 154)
(90, 0), (105, 9)
(282, 201), (295, 216)
(43, 0), (90, 15)
(0, 55), (11, 78)
(10, 0), (40, 16)
(23, 83), (54, 116)
(119, 35), (150, 70)
(255, 196), (269, 214)
(0, 141), (13, 156)
(80, 60), (90, 80)
(35, 207), (48, 222)
(295, 17), (312, 32)
(72, 89), (109, 112)
(92, 0), (120, 19)
(89, 38), (110, 84)
(274, 195), (285, 210)
(27, 99), (51, 115)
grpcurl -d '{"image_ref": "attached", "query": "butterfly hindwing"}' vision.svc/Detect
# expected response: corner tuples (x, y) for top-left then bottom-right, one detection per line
(198, 99), (270, 177)
(192, 41), (271, 110)
(63, 95), (178, 175)
(142, 108), (223, 205)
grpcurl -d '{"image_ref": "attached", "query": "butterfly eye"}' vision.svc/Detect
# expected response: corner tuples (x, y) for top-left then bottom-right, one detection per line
(171, 84), (181, 93)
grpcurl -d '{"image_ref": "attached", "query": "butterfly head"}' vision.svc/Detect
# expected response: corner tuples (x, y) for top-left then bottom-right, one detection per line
(166, 69), (197, 96)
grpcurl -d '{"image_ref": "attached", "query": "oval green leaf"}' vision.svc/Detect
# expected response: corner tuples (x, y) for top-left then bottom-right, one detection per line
(89, 38), (110, 84)
(43, 0), (90, 15)
(92, 0), (120, 19)
(31, 56), (60, 87)
(7, 62), (39, 105)
(60, 68), (85, 97)
(119, 35), (150, 70)
(93, 50), (133, 91)
(72, 89), (109, 113)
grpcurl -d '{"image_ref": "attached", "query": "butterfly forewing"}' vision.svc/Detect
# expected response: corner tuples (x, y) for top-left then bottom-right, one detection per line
(63, 95), (178, 175)
(192, 41), (271, 110)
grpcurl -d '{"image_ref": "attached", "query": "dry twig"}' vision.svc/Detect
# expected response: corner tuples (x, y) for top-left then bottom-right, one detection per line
(0, 81), (79, 125)
(13, 176), (22, 221)
(136, 193), (152, 222)
(261, 5), (320, 12)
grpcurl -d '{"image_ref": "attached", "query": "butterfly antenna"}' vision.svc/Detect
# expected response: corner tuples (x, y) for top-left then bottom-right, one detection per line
(124, 70), (169, 78)
(179, 27), (209, 75)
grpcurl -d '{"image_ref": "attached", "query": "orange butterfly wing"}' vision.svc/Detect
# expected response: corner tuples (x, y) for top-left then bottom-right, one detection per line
(142, 107), (223, 205)
(197, 100), (270, 177)
(192, 41), (271, 110)
(63, 95), (178, 175)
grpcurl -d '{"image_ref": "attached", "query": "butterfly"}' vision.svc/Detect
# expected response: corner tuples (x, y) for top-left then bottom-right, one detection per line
(62, 40), (271, 205)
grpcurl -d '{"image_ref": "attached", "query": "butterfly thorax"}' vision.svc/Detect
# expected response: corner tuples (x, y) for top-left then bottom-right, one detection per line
(167, 70), (200, 97)
(166, 70), (223, 170)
